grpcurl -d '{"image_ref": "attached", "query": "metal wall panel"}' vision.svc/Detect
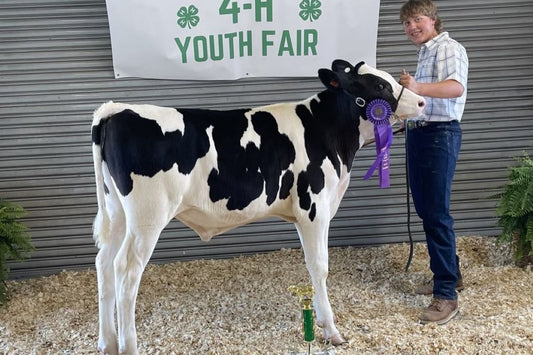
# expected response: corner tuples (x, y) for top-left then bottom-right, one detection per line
(1, 0), (532, 278)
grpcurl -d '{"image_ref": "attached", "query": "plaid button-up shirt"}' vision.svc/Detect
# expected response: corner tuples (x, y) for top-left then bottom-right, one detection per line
(415, 32), (469, 122)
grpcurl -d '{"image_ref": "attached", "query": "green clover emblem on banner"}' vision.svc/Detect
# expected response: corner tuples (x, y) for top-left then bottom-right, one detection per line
(299, 0), (322, 22)
(177, 5), (200, 29)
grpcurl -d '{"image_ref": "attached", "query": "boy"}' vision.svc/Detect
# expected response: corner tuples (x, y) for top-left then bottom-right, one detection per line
(399, 0), (468, 325)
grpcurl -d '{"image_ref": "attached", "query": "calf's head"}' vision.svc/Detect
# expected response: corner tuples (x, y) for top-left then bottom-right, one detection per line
(319, 59), (425, 121)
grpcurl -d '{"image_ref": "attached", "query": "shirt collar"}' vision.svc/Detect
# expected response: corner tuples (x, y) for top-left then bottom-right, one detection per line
(423, 32), (449, 51)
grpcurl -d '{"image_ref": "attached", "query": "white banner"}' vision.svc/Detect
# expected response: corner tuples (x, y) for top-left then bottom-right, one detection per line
(105, 0), (380, 80)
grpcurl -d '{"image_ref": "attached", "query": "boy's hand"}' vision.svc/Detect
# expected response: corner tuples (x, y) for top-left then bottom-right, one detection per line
(399, 69), (417, 92)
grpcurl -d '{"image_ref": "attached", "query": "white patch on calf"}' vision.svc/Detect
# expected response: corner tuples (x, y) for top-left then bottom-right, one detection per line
(358, 117), (375, 148)
(244, 101), (310, 174)
(320, 156), (348, 220)
(93, 101), (185, 135)
(241, 111), (262, 149)
(262, 99), (310, 156)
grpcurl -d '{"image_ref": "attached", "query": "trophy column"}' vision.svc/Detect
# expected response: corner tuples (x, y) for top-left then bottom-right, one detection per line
(288, 285), (335, 355)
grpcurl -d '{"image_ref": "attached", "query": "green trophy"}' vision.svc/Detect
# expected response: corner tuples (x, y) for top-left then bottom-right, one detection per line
(288, 285), (335, 355)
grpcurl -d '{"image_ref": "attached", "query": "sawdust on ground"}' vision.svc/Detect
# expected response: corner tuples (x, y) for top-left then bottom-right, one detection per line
(1, 236), (532, 354)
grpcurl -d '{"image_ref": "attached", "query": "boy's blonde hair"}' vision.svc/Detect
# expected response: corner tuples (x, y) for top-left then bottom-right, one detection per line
(400, 0), (443, 33)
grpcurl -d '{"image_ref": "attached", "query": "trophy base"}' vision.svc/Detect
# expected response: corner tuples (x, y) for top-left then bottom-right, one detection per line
(287, 346), (335, 355)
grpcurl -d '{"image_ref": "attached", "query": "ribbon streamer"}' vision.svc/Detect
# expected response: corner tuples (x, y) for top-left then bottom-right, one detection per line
(364, 99), (393, 188)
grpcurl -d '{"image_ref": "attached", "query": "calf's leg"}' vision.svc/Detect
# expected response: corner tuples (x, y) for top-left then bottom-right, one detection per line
(96, 210), (126, 355)
(114, 224), (163, 355)
(96, 241), (122, 354)
(295, 221), (346, 346)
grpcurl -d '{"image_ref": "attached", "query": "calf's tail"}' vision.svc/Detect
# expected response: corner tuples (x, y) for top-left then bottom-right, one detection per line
(91, 103), (112, 247)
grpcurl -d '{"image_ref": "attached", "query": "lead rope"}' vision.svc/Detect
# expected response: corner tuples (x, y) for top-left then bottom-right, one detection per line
(397, 84), (414, 272)
(404, 125), (414, 272)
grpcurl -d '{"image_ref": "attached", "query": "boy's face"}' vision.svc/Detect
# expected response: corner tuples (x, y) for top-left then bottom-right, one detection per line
(402, 14), (437, 46)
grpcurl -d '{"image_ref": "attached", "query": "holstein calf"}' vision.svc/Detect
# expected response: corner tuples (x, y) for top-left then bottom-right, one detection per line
(91, 60), (425, 354)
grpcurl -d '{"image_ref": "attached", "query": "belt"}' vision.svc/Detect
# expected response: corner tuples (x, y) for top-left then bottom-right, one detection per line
(407, 120), (457, 129)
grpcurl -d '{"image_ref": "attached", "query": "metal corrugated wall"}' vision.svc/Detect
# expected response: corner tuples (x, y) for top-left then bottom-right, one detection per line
(2, 0), (532, 278)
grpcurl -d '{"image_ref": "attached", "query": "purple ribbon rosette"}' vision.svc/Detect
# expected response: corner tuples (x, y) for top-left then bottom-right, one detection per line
(364, 99), (393, 188)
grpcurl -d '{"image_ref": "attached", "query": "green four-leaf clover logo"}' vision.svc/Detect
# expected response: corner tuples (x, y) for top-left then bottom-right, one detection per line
(177, 5), (200, 29)
(299, 0), (322, 22)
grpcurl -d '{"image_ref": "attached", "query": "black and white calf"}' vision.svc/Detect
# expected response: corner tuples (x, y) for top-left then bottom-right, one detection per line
(91, 60), (425, 354)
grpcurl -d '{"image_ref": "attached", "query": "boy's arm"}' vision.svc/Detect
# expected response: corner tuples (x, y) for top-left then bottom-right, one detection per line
(399, 70), (464, 98)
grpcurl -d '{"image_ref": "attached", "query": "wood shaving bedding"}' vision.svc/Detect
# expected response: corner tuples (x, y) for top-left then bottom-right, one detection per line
(1, 236), (531, 355)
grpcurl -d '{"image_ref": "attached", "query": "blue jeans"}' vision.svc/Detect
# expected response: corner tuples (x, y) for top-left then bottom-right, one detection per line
(407, 120), (462, 300)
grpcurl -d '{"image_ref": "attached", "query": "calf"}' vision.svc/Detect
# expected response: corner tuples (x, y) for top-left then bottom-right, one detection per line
(91, 60), (425, 354)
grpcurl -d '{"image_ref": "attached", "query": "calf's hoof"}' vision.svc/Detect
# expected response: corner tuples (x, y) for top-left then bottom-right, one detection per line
(98, 345), (118, 355)
(329, 332), (347, 346)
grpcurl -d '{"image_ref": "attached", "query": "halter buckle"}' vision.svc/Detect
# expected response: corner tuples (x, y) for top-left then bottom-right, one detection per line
(355, 97), (366, 107)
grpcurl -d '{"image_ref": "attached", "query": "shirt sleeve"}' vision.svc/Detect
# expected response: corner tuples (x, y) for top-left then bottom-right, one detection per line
(437, 42), (468, 90)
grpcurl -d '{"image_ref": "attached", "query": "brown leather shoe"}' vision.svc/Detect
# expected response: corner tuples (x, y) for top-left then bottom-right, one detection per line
(414, 278), (464, 295)
(419, 298), (459, 325)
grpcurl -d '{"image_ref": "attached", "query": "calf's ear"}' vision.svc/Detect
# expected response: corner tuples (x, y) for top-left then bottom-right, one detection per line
(331, 59), (353, 73)
(318, 69), (341, 90)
